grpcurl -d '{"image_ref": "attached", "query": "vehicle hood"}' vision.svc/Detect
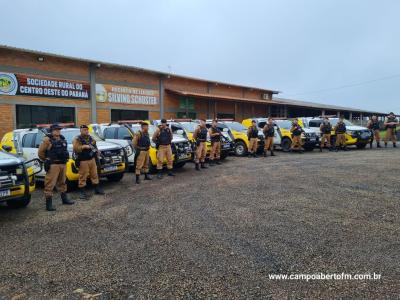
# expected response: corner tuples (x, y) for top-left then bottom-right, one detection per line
(346, 125), (369, 131)
(172, 134), (188, 143)
(0, 151), (24, 165)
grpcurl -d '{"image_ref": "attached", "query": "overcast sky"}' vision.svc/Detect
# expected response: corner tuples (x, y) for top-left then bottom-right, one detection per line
(1, 0), (399, 113)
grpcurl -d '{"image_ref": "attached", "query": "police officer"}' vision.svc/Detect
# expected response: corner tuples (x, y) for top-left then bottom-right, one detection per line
(367, 115), (381, 148)
(319, 116), (333, 152)
(73, 125), (105, 199)
(334, 116), (347, 151)
(193, 119), (208, 170)
(262, 117), (276, 157)
(383, 112), (398, 148)
(133, 122), (152, 183)
(290, 119), (304, 153)
(247, 120), (259, 157)
(38, 123), (74, 211)
(152, 119), (174, 178)
(209, 119), (222, 166)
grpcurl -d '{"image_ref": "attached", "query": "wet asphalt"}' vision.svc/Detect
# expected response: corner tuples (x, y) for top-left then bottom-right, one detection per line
(0, 146), (399, 299)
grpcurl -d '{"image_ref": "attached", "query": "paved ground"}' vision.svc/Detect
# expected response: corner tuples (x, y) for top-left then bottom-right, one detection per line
(0, 147), (399, 299)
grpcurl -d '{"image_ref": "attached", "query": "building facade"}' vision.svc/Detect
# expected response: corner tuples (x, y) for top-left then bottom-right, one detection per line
(0, 46), (386, 138)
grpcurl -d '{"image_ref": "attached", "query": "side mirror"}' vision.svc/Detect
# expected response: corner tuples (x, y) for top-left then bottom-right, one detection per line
(24, 158), (43, 175)
(123, 135), (132, 141)
(176, 129), (184, 135)
(2, 145), (12, 152)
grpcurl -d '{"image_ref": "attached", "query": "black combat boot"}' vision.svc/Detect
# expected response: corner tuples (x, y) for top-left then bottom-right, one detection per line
(46, 197), (56, 211)
(144, 173), (152, 180)
(209, 160), (215, 166)
(385, 142), (388, 148)
(157, 169), (163, 179)
(394, 143), (397, 148)
(370, 141), (373, 149)
(377, 142), (381, 148)
(79, 188), (89, 200)
(319, 147), (323, 152)
(136, 175), (140, 184)
(201, 162), (208, 169)
(253, 153), (257, 158)
(94, 184), (105, 195)
(248, 153), (252, 158)
(195, 163), (200, 171)
(167, 170), (175, 176)
(270, 150), (276, 156)
(215, 159), (221, 165)
(61, 192), (74, 205)
(263, 151), (267, 157)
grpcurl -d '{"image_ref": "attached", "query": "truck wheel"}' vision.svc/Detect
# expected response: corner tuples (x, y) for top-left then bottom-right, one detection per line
(174, 162), (186, 169)
(281, 138), (292, 152)
(106, 173), (124, 182)
(7, 195), (31, 209)
(234, 141), (248, 156)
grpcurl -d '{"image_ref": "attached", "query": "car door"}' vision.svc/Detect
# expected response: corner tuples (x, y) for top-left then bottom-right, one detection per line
(273, 124), (282, 145)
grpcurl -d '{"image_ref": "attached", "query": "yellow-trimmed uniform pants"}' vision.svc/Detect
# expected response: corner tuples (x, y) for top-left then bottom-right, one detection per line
(291, 135), (302, 150)
(44, 164), (67, 198)
(135, 150), (150, 175)
(249, 138), (258, 153)
(157, 144), (173, 170)
(264, 137), (274, 151)
(78, 158), (99, 188)
(195, 141), (206, 163)
(320, 134), (331, 148)
(210, 141), (221, 160)
(335, 134), (346, 147)
(384, 128), (397, 143)
(372, 129), (380, 142)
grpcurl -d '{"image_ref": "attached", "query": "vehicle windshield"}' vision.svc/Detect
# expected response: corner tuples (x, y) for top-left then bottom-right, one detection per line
(129, 124), (157, 136)
(61, 129), (103, 144)
(224, 122), (246, 131)
(329, 119), (354, 126)
(274, 120), (293, 130)
(180, 122), (198, 133)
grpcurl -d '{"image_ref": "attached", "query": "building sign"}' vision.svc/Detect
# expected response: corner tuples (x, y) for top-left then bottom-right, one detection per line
(96, 83), (159, 105)
(0, 72), (89, 99)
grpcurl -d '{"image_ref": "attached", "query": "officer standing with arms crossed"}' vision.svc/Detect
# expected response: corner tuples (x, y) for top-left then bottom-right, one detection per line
(193, 119), (208, 170)
(367, 115), (381, 148)
(209, 119), (222, 166)
(290, 119), (304, 153)
(38, 123), (74, 211)
(73, 125), (105, 199)
(262, 117), (276, 157)
(152, 119), (174, 179)
(383, 112), (398, 148)
(319, 116), (333, 152)
(334, 116), (347, 151)
(133, 122), (152, 183)
(247, 120), (259, 157)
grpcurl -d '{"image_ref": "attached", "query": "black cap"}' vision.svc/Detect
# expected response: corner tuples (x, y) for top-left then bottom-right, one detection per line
(50, 123), (62, 131)
(389, 112), (394, 115)
(161, 119), (167, 124)
(80, 124), (88, 129)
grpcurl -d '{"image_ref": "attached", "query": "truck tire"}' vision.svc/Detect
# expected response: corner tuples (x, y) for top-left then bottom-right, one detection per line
(356, 143), (367, 149)
(234, 141), (248, 156)
(7, 195), (31, 209)
(281, 138), (292, 152)
(106, 173), (124, 182)
(174, 162), (186, 169)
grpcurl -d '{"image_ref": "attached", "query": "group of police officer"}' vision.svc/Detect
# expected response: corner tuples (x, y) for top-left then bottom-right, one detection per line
(39, 124), (104, 211)
(38, 113), (398, 211)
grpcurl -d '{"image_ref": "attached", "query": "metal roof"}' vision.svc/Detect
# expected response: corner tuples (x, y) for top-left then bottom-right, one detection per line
(0, 44), (280, 94)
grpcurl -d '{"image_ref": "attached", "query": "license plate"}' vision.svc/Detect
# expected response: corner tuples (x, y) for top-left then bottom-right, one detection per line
(0, 189), (11, 198)
(103, 165), (117, 173)
(178, 153), (189, 160)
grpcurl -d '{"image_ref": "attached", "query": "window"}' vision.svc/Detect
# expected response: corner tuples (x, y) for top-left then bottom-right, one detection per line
(103, 127), (117, 139)
(117, 127), (130, 139)
(217, 113), (235, 119)
(16, 105), (75, 129)
(309, 120), (322, 128)
(176, 112), (196, 119)
(111, 110), (149, 122)
(22, 133), (36, 147)
(34, 131), (45, 147)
